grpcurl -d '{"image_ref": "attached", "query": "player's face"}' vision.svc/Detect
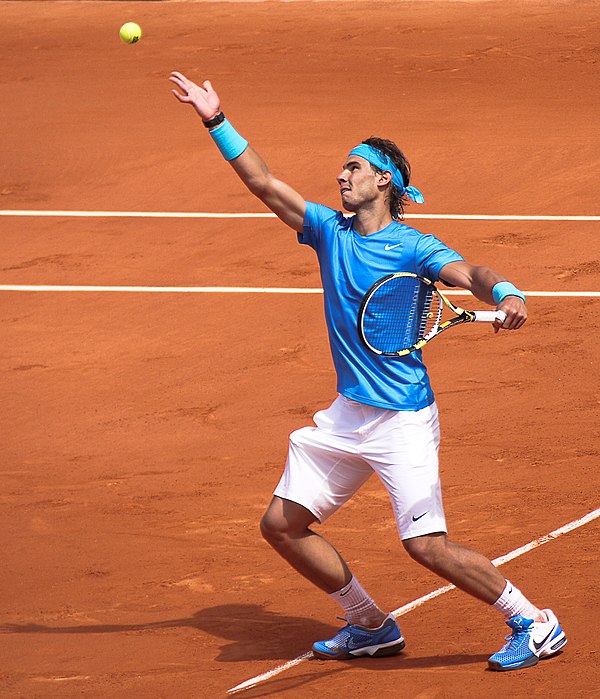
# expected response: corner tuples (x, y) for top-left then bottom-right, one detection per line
(337, 157), (381, 212)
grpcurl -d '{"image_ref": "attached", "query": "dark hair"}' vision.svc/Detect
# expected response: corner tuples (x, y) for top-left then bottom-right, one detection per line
(362, 137), (412, 220)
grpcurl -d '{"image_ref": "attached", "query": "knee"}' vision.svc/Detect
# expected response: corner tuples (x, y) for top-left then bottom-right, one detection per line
(259, 498), (314, 548)
(403, 533), (447, 568)
(260, 509), (288, 546)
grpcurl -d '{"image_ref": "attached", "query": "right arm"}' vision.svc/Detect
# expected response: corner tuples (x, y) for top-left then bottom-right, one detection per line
(170, 72), (306, 232)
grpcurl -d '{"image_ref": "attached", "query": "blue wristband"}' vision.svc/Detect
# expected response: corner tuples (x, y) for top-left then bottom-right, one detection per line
(492, 281), (526, 304)
(209, 119), (249, 161)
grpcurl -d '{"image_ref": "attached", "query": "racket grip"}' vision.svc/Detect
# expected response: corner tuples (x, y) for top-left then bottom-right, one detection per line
(473, 310), (507, 323)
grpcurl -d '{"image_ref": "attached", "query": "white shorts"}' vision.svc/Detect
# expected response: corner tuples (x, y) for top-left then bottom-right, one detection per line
(274, 395), (446, 540)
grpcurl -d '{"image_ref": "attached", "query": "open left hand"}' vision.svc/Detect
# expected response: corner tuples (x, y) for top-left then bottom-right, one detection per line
(170, 71), (221, 122)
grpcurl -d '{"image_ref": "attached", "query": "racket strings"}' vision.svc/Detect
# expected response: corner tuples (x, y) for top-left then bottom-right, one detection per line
(418, 290), (435, 337)
(362, 276), (441, 354)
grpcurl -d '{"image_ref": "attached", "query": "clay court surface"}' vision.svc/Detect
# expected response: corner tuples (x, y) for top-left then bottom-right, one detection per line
(1, 1), (599, 697)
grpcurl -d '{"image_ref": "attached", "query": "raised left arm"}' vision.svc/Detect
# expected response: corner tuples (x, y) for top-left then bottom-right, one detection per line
(439, 260), (527, 331)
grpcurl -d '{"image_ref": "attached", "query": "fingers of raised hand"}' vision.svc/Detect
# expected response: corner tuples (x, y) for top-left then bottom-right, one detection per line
(169, 77), (189, 102)
(169, 72), (221, 121)
(170, 72), (204, 99)
(169, 71), (187, 90)
(171, 89), (190, 103)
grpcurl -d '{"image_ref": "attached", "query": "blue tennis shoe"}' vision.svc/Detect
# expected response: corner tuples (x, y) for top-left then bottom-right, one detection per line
(312, 615), (405, 660)
(488, 609), (567, 671)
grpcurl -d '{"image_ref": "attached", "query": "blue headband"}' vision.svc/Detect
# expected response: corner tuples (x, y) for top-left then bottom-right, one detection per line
(348, 144), (425, 204)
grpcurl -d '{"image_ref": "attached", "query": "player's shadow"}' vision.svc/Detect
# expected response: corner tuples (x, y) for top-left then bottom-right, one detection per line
(0, 603), (493, 669)
(192, 604), (337, 661)
(189, 606), (492, 667)
(0, 604), (334, 662)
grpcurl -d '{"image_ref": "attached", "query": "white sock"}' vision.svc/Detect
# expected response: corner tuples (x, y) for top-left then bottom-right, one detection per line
(330, 576), (385, 628)
(492, 580), (543, 621)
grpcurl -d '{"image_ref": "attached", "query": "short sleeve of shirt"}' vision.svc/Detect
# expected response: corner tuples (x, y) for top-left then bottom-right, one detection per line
(297, 201), (345, 252)
(415, 233), (463, 282)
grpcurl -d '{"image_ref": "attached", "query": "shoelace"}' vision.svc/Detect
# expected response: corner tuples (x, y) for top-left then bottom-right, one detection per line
(325, 618), (352, 644)
(501, 625), (530, 652)
(327, 617), (383, 648)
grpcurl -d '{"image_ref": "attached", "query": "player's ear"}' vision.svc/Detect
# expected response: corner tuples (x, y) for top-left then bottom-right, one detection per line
(378, 170), (393, 186)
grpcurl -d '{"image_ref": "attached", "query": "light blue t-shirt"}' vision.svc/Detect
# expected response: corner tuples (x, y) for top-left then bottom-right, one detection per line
(298, 201), (463, 411)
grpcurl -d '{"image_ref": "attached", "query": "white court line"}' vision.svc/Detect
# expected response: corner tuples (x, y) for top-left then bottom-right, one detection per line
(226, 506), (600, 695)
(0, 285), (599, 297)
(0, 285), (324, 294)
(0, 210), (274, 219)
(1, 209), (600, 221)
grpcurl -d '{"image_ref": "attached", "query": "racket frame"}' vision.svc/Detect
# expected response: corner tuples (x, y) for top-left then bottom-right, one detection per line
(358, 272), (506, 357)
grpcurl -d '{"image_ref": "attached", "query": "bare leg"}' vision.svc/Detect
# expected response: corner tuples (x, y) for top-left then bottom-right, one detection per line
(260, 496), (351, 593)
(402, 532), (506, 604)
(403, 533), (544, 621)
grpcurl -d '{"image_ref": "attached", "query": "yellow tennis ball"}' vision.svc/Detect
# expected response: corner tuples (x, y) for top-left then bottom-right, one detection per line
(119, 22), (142, 45)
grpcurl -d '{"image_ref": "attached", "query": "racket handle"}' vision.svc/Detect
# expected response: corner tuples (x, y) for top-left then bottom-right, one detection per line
(472, 310), (507, 323)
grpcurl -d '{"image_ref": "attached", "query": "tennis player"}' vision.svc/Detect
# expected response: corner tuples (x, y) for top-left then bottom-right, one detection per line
(170, 71), (567, 672)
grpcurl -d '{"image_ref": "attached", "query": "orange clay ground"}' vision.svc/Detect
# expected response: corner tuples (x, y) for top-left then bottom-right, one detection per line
(1, 1), (599, 697)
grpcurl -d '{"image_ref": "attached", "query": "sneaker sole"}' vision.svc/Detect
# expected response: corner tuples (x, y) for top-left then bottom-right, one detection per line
(313, 638), (406, 661)
(488, 654), (539, 672)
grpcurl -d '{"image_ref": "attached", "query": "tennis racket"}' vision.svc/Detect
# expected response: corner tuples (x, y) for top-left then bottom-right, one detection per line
(358, 272), (506, 357)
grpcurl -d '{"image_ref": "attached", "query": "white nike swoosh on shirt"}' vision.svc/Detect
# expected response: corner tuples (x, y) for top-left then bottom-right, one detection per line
(384, 243), (403, 251)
